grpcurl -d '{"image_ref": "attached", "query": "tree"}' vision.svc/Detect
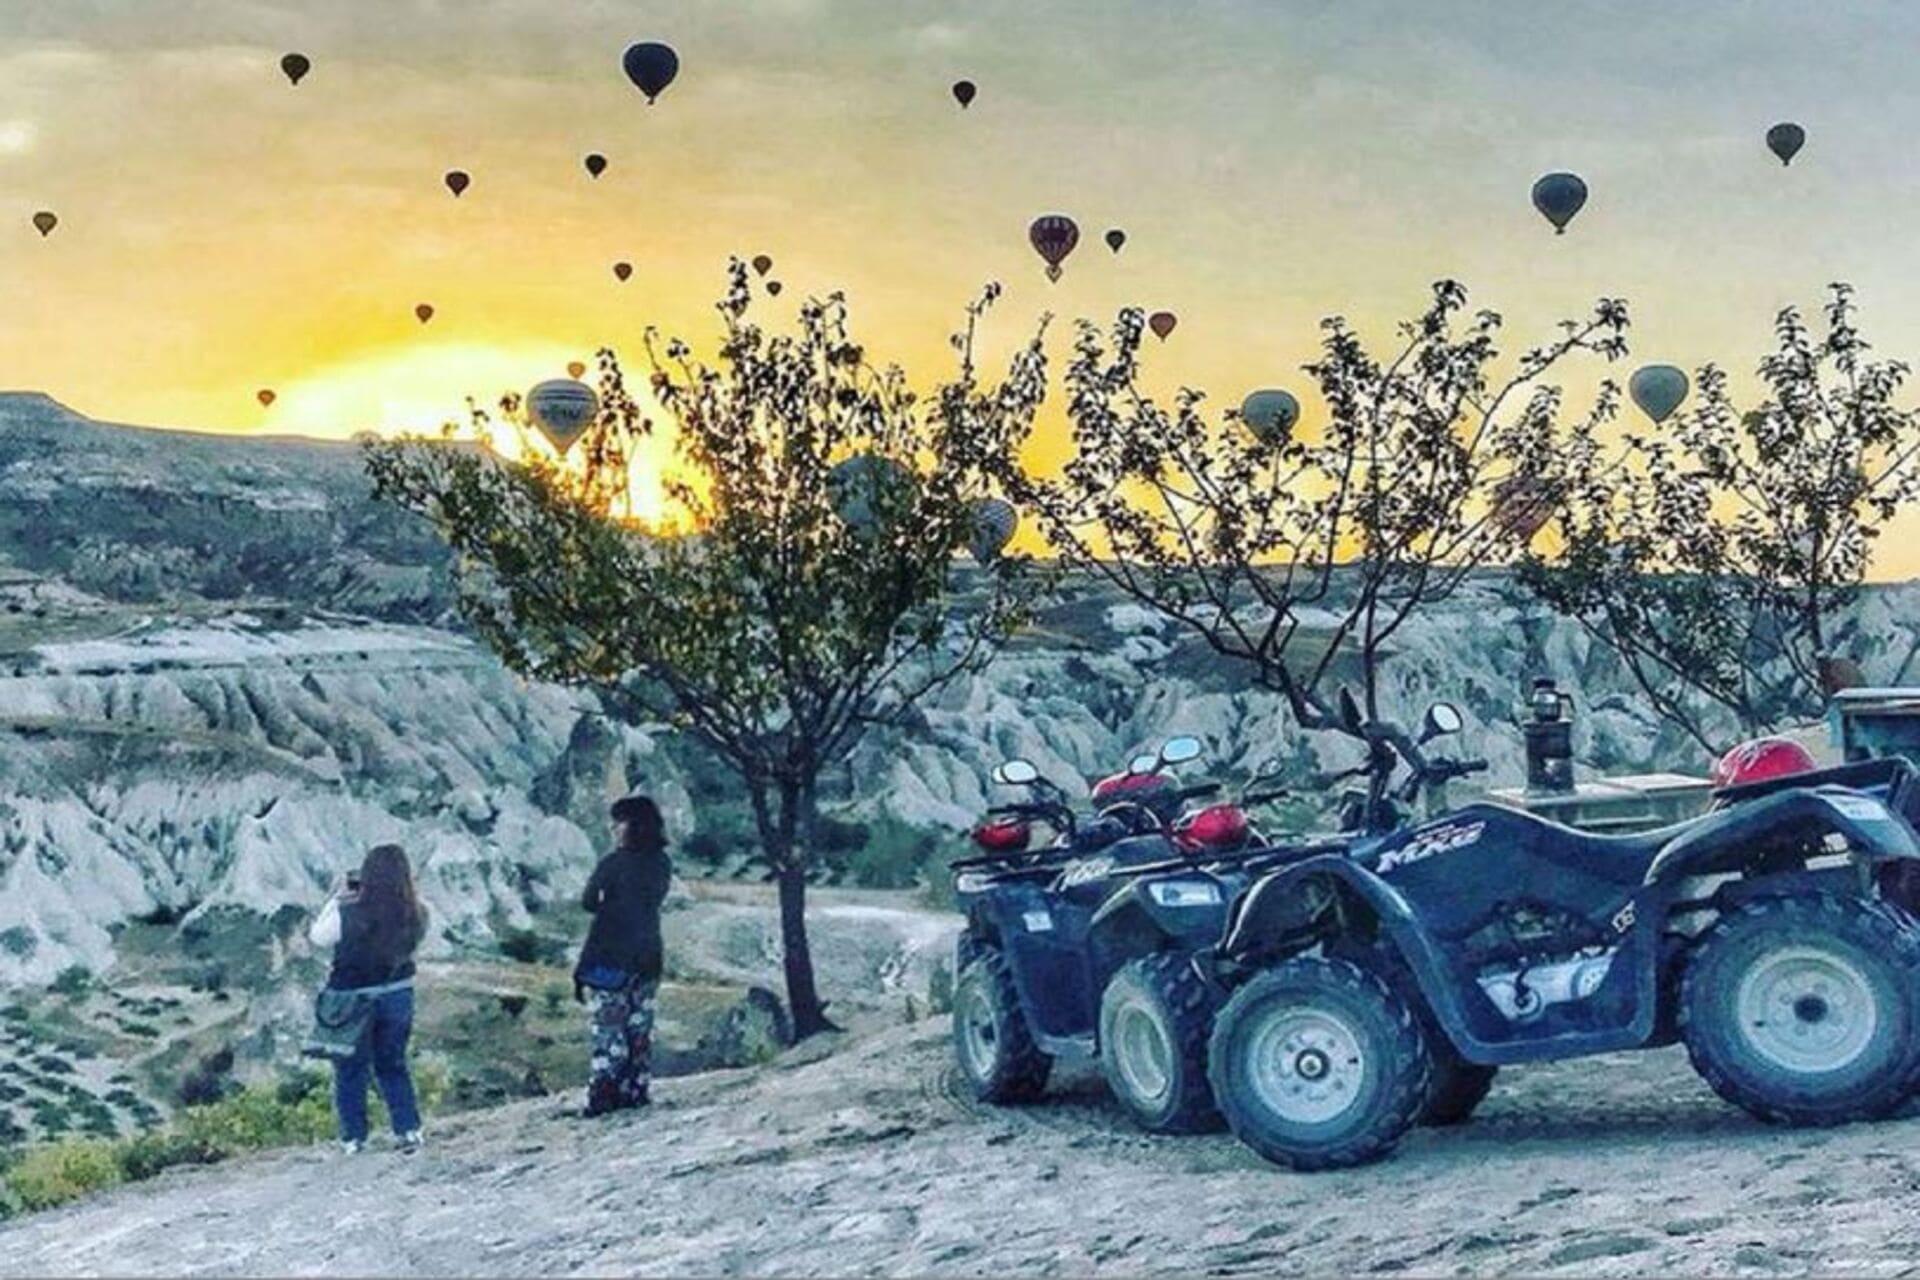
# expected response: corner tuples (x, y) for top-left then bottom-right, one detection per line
(366, 264), (1047, 1037)
(1004, 283), (1628, 768)
(1523, 284), (1920, 754)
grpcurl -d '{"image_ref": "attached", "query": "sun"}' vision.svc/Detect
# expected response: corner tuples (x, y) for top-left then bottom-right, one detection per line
(268, 342), (680, 524)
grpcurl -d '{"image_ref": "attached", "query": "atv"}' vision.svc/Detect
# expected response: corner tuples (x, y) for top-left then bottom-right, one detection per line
(949, 736), (1315, 1133)
(1203, 694), (1920, 1171)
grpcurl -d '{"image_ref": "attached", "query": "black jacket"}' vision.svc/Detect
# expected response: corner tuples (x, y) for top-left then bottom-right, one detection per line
(326, 900), (423, 990)
(575, 846), (672, 985)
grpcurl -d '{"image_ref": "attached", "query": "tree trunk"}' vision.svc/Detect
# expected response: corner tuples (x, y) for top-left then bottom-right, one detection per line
(747, 775), (836, 1041)
(776, 861), (833, 1039)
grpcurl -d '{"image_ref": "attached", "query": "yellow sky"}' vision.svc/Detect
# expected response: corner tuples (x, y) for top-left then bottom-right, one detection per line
(10, 1), (1920, 566)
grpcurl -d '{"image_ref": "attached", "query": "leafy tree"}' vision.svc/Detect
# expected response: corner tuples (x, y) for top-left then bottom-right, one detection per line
(366, 264), (1045, 1036)
(1005, 283), (1627, 768)
(1523, 284), (1920, 753)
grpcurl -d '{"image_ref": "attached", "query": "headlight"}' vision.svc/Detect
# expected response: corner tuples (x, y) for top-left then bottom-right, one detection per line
(1147, 879), (1222, 908)
(954, 872), (991, 895)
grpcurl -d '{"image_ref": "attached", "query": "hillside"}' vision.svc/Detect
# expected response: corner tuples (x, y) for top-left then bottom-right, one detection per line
(4, 1015), (1920, 1277)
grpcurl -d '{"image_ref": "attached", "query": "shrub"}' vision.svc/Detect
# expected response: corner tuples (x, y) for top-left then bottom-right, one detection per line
(49, 966), (92, 997)
(497, 928), (565, 966)
(3, 1140), (122, 1212)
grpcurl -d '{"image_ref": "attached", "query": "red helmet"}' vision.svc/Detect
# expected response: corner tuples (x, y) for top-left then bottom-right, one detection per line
(1090, 771), (1174, 803)
(1711, 736), (1817, 790)
(1174, 802), (1250, 853)
(970, 817), (1030, 852)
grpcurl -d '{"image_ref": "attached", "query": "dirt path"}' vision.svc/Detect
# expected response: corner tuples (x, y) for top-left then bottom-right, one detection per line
(6, 1020), (1920, 1277)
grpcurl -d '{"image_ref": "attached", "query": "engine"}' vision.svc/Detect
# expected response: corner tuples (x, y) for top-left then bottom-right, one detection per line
(1463, 900), (1617, 1024)
(1476, 948), (1617, 1023)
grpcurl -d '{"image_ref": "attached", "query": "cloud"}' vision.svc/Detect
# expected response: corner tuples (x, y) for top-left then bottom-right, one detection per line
(908, 23), (969, 53)
(0, 120), (36, 156)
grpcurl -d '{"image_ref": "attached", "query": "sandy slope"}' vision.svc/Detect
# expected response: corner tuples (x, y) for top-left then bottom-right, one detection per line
(6, 1018), (1920, 1277)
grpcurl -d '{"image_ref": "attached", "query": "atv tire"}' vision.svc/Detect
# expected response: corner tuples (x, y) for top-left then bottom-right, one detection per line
(1207, 955), (1431, 1170)
(1325, 937), (1495, 1127)
(1681, 894), (1920, 1126)
(953, 948), (1051, 1104)
(1098, 953), (1223, 1134)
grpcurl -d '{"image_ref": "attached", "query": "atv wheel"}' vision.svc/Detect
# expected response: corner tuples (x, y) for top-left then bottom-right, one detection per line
(1207, 955), (1431, 1170)
(1098, 953), (1222, 1134)
(953, 948), (1051, 1104)
(1682, 894), (1920, 1126)
(1325, 938), (1495, 1128)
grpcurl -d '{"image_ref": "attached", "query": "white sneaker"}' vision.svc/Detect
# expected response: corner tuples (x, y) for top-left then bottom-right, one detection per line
(399, 1130), (423, 1154)
(341, 1139), (365, 1155)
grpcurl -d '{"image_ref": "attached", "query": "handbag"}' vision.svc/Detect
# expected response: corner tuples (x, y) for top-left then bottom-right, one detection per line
(301, 988), (374, 1060)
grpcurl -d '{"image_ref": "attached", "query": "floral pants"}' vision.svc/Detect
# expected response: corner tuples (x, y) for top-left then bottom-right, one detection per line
(587, 979), (657, 1111)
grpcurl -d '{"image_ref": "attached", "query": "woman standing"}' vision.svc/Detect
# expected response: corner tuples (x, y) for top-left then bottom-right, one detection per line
(308, 844), (429, 1154)
(573, 794), (673, 1117)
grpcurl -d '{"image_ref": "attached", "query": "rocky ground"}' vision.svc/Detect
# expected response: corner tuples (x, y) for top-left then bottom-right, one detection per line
(5, 1018), (1920, 1277)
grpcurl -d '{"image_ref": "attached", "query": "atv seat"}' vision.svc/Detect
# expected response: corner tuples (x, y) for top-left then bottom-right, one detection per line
(1492, 804), (1689, 886)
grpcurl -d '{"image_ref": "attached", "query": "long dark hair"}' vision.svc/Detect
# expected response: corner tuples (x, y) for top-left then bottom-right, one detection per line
(616, 796), (666, 858)
(356, 844), (427, 961)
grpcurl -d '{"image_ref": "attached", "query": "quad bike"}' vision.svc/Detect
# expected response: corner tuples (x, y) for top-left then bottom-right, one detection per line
(949, 736), (1317, 1133)
(1202, 693), (1920, 1171)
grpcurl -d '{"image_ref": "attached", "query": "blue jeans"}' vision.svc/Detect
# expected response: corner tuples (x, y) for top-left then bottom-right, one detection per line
(331, 986), (421, 1143)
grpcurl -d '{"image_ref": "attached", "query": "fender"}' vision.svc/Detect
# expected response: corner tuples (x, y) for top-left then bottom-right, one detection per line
(1646, 785), (1920, 884)
(1218, 854), (1413, 961)
(1087, 872), (1230, 955)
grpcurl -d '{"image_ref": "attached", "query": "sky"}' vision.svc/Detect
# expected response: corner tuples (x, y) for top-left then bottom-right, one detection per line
(8, 1), (1920, 549)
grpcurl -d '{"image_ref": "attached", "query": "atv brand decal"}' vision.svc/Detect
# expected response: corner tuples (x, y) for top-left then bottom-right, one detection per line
(1611, 902), (1637, 934)
(1376, 821), (1486, 874)
(1057, 855), (1116, 889)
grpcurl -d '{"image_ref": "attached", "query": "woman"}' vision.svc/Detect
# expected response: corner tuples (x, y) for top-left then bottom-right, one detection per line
(308, 844), (429, 1154)
(574, 794), (673, 1117)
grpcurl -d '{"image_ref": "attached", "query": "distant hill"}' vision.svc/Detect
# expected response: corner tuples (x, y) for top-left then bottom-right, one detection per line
(0, 394), (452, 622)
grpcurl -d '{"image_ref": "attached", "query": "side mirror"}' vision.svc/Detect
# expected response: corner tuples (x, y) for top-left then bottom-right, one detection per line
(1420, 702), (1464, 743)
(993, 759), (1040, 786)
(1160, 735), (1203, 766)
(1127, 752), (1160, 776)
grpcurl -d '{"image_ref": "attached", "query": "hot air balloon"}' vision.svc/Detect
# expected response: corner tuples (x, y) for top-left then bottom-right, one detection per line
(444, 170), (470, 198)
(31, 211), (56, 237)
(1239, 389), (1300, 445)
(1105, 228), (1126, 254)
(952, 80), (976, 109)
(969, 498), (1018, 564)
(567, 361), (587, 380)
(1766, 122), (1806, 166)
(1029, 214), (1079, 282)
(830, 455), (913, 534)
(584, 153), (607, 179)
(1629, 365), (1689, 424)
(1491, 474), (1556, 542)
(280, 53), (310, 86)
(612, 261), (633, 282)
(415, 303), (435, 325)
(527, 379), (600, 454)
(623, 42), (680, 104)
(751, 254), (773, 277)
(1531, 172), (1588, 235)
(257, 389), (277, 408)
(1148, 311), (1178, 341)
(766, 280), (783, 296)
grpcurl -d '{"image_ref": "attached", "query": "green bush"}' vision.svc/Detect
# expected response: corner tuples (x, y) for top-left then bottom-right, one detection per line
(49, 966), (92, 997)
(3, 1140), (123, 1212)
